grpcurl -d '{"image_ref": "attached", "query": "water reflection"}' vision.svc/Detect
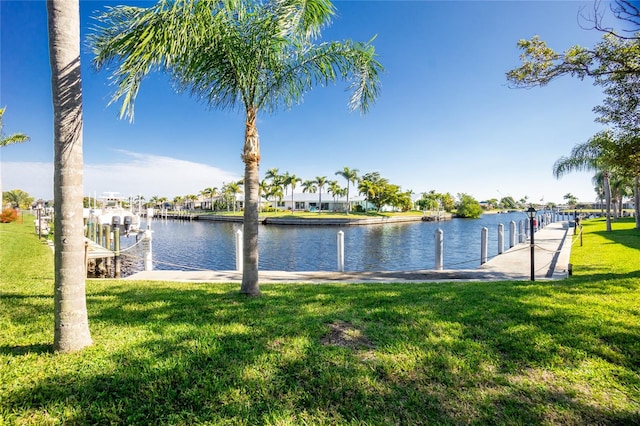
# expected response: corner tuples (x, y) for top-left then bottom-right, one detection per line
(146, 212), (530, 272)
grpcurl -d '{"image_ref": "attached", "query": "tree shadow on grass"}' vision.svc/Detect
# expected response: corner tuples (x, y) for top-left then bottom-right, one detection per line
(3, 280), (639, 424)
(0, 344), (52, 356)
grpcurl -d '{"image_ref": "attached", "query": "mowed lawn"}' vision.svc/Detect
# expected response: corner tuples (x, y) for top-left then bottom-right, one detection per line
(1, 215), (639, 424)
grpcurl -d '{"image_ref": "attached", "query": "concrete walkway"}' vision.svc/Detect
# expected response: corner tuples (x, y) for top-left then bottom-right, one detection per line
(125, 221), (574, 283)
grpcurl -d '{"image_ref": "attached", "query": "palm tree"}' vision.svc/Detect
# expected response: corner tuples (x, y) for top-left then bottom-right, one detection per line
(200, 188), (212, 209)
(224, 181), (243, 213)
(158, 196), (168, 210)
(315, 176), (327, 212)
(47, 0), (92, 353)
(554, 131), (617, 232)
(149, 195), (159, 208)
(358, 179), (376, 214)
(0, 107), (30, 209)
(327, 180), (342, 210)
(284, 173), (301, 211)
(335, 166), (359, 214)
(302, 179), (317, 211)
(90, 0), (382, 296)
(185, 194), (198, 210)
(3, 189), (33, 209)
(258, 179), (270, 212)
(264, 168), (282, 211)
(268, 183), (284, 214)
(173, 195), (184, 210)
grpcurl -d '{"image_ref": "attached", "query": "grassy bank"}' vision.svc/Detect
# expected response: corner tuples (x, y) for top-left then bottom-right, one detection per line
(1, 217), (639, 424)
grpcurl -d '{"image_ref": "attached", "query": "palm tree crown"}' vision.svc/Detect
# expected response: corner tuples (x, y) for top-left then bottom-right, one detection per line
(90, 0), (382, 295)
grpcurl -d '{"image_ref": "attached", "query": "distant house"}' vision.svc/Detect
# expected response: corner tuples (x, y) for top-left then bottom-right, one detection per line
(264, 192), (368, 212)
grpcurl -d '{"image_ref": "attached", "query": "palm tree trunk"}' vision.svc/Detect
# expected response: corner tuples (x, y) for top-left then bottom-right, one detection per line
(47, 0), (92, 352)
(241, 107), (260, 296)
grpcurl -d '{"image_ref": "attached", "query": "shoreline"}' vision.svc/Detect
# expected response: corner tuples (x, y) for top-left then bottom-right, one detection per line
(178, 212), (454, 226)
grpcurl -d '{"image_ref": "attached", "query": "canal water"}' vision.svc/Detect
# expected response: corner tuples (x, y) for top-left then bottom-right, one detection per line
(131, 212), (533, 272)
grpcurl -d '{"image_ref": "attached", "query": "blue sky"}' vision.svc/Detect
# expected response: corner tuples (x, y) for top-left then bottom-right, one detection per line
(1, 0), (616, 204)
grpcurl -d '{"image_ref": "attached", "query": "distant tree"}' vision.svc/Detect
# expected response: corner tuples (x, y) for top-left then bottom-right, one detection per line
(148, 195), (160, 208)
(327, 180), (342, 209)
(315, 176), (327, 212)
(0, 107), (30, 209)
(3, 189), (33, 209)
(455, 193), (483, 218)
(416, 190), (441, 211)
(563, 193), (579, 209)
(358, 179), (376, 213)
(335, 167), (359, 214)
(301, 179), (317, 211)
(440, 193), (456, 212)
(158, 196), (168, 209)
(173, 195), (184, 210)
(499, 196), (517, 210)
(258, 179), (270, 212)
(283, 173), (301, 211)
(223, 182), (243, 213)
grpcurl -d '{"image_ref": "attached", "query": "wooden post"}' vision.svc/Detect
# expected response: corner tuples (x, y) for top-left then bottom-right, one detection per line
(84, 240), (89, 277)
(434, 228), (443, 270)
(337, 230), (344, 272)
(498, 223), (504, 255)
(114, 227), (121, 278)
(480, 227), (488, 265)
(98, 223), (104, 246)
(105, 225), (112, 275)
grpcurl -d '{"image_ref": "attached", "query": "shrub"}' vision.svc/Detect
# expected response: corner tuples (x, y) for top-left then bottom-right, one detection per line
(0, 208), (18, 223)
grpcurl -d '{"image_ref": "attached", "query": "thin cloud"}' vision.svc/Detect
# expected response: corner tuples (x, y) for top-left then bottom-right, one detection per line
(2, 151), (241, 200)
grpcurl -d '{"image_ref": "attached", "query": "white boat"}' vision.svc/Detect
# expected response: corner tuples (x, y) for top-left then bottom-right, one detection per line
(84, 192), (141, 236)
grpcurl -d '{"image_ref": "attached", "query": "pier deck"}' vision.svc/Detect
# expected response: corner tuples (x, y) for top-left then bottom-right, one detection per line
(125, 221), (574, 283)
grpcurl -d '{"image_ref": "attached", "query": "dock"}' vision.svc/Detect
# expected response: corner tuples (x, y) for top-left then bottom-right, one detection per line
(125, 221), (574, 283)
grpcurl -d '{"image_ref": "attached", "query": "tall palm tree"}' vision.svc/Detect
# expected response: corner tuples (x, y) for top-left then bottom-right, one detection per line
(90, 0), (382, 295)
(335, 166), (359, 214)
(47, 0), (92, 353)
(173, 195), (184, 210)
(200, 188), (212, 209)
(358, 179), (376, 214)
(258, 179), (270, 212)
(315, 175), (327, 212)
(0, 107), (30, 209)
(284, 173), (301, 211)
(149, 195), (160, 208)
(301, 179), (317, 211)
(158, 196), (168, 210)
(554, 131), (617, 232)
(225, 181), (243, 213)
(327, 180), (342, 210)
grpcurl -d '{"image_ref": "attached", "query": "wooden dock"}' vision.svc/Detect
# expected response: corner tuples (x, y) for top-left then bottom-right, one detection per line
(84, 237), (114, 259)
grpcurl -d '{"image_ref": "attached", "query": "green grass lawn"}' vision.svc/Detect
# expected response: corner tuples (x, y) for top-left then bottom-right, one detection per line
(1, 216), (639, 424)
